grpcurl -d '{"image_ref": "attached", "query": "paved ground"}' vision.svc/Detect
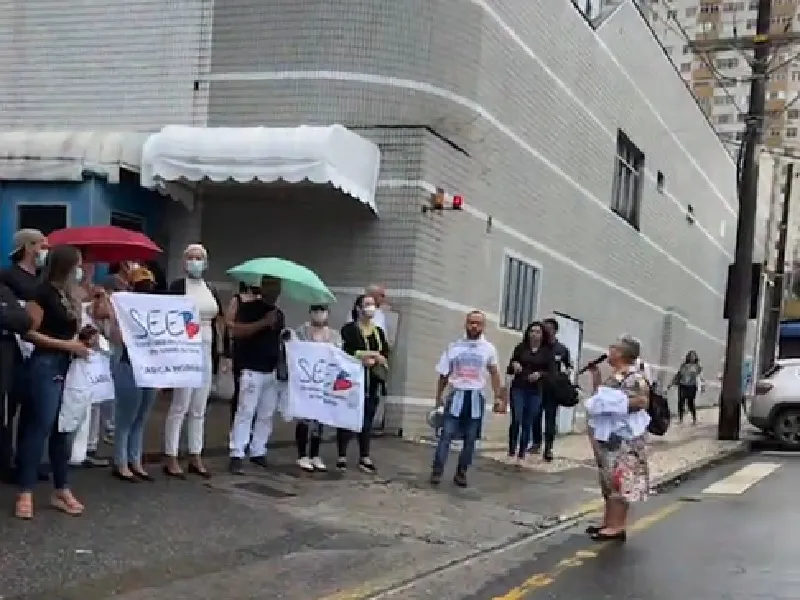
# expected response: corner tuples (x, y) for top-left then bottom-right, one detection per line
(0, 407), (745, 600)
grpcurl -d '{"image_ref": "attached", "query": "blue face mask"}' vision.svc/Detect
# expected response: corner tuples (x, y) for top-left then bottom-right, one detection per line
(34, 249), (48, 268)
(186, 259), (205, 279)
(74, 266), (84, 284)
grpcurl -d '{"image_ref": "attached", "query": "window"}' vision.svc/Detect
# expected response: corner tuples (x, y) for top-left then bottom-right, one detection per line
(667, 9), (678, 19)
(681, 62), (692, 72)
(746, 19), (756, 29)
(788, 109), (800, 119)
(16, 204), (67, 235)
(686, 6), (697, 17)
(611, 130), (644, 230)
(110, 211), (144, 232)
(683, 44), (692, 54)
(787, 127), (798, 138)
(499, 255), (540, 332)
(716, 114), (734, 124)
(657, 171), (665, 193)
(714, 95), (734, 105)
(716, 58), (739, 69)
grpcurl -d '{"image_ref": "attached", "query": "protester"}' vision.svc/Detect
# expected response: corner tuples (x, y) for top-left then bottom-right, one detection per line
(337, 294), (389, 474)
(531, 317), (574, 461)
(0, 228), (47, 483)
(430, 310), (505, 487)
(108, 267), (158, 482)
(164, 243), (229, 478)
(364, 284), (389, 333)
(584, 334), (651, 542)
(225, 282), (261, 425)
(506, 321), (556, 463)
(668, 350), (702, 424)
(15, 245), (91, 519)
(228, 276), (284, 475)
(292, 304), (342, 472)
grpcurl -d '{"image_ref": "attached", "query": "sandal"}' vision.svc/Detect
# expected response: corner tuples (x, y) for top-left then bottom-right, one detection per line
(51, 491), (84, 516)
(590, 529), (626, 542)
(585, 524), (604, 535)
(14, 494), (33, 520)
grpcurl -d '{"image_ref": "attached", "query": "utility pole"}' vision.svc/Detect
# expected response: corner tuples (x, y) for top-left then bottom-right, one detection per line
(760, 162), (794, 373)
(692, 0), (772, 440)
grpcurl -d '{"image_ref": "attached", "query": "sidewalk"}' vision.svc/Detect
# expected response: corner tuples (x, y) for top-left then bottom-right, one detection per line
(0, 407), (745, 600)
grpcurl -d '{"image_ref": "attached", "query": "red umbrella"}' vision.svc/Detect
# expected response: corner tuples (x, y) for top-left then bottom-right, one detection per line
(46, 225), (162, 262)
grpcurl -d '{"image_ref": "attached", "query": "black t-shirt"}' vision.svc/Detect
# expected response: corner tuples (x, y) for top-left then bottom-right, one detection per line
(32, 282), (79, 354)
(0, 264), (39, 302)
(234, 299), (284, 373)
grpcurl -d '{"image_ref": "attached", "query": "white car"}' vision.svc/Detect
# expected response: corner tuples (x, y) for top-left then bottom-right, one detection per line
(749, 358), (800, 448)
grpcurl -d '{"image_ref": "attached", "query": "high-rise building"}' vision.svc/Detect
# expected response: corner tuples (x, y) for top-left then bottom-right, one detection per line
(649, 0), (800, 153)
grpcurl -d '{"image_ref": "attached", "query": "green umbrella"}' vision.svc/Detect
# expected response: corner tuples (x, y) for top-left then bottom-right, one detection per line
(227, 257), (336, 304)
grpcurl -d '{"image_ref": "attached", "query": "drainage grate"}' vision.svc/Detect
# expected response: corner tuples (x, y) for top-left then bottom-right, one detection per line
(233, 481), (298, 498)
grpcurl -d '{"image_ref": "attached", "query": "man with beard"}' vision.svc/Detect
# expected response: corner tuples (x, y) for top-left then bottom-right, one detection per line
(430, 310), (505, 488)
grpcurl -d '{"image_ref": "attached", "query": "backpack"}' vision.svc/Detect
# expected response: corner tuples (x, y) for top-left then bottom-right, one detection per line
(646, 384), (671, 436)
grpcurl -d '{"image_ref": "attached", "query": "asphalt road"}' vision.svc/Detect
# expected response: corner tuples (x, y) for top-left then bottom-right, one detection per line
(450, 449), (799, 600)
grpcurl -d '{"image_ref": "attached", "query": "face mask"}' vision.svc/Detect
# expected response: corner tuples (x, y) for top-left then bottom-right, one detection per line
(186, 259), (205, 279)
(310, 310), (328, 324)
(362, 306), (376, 318)
(35, 249), (48, 268)
(74, 266), (84, 284)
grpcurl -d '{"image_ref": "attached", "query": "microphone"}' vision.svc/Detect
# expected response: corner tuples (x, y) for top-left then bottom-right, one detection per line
(578, 353), (608, 375)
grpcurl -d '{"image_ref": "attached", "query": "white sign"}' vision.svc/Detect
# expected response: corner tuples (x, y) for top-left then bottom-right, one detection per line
(285, 340), (365, 432)
(110, 292), (204, 389)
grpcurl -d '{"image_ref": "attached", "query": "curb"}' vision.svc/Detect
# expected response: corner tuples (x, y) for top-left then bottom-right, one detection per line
(557, 440), (750, 522)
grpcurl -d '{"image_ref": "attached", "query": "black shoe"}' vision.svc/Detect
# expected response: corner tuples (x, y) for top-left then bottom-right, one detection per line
(162, 465), (187, 480)
(453, 470), (468, 487)
(590, 529), (627, 542)
(543, 448), (554, 462)
(336, 457), (347, 472)
(249, 456), (268, 469)
(112, 468), (139, 483)
(585, 524), (603, 535)
(188, 463), (212, 479)
(429, 470), (443, 485)
(229, 457), (245, 475)
(528, 444), (540, 454)
(83, 453), (110, 468)
(130, 465), (155, 482)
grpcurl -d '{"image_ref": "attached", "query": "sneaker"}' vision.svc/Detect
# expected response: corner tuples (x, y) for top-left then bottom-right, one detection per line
(297, 457), (314, 472)
(250, 456), (268, 469)
(229, 457), (245, 475)
(336, 457), (347, 472)
(453, 470), (468, 487)
(429, 470), (443, 485)
(358, 457), (377, 474)
(310, 456), (327, 472)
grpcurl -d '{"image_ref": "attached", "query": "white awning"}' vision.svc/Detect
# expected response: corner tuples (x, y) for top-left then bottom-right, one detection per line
(140, 125), (381, 213)
(0, 131), (150, 183)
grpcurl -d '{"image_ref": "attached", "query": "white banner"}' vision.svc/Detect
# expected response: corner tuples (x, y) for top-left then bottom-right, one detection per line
(285, 340), (365, 432)
(110, 292), (204, 389)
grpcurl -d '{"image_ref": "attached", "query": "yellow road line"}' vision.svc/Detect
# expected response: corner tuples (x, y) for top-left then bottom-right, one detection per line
(490, 502), (682, 600)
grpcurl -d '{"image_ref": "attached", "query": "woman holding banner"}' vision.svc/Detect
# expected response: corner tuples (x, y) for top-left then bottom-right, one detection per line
(15, 245), (92, 519)
(292, 304), (342, 472)
(164, 244), (229, 479)
(337, 294), (389, 474)
(106, 267), (159, 482)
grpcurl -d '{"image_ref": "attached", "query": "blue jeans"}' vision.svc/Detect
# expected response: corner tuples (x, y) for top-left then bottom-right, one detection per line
(509, 387), (542, 458)
(432, 414), (480, 474)
(17, 352), (71, 491)
(112, 360), (156, 467)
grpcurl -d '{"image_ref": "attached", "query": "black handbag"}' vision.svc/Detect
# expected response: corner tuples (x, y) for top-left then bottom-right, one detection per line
(275, 341), (289, 382)
(552, 373), (580, 407)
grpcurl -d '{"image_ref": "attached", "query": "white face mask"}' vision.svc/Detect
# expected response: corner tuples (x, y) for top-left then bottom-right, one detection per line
(362, 305), (376, 318)
(35, 248), (48, 268)
(186, 259), (205, 279)
(310, 310), (328, 324)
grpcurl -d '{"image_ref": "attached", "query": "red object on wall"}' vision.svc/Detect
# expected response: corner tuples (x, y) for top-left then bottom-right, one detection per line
(452, 195), (464, 210)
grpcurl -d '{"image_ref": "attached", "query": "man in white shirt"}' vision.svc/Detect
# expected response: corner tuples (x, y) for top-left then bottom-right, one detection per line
(430, 310), (505, 487)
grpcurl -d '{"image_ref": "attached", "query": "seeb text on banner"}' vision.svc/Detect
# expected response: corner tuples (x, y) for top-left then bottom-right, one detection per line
(285, 340), (365, 432)
(110, 292), (204, 389)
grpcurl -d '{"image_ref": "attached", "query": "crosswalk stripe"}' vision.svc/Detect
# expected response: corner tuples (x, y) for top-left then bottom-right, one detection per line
(701, 462), (782, 495)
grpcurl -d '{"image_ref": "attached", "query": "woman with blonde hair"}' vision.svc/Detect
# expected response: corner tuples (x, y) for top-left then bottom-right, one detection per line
(164, 243), (229, 478)
(584, 334), (651, 542)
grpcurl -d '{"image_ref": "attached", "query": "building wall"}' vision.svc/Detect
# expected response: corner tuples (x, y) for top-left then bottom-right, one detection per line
(201, 0), (738, 438)
(0, 0), (211, 130)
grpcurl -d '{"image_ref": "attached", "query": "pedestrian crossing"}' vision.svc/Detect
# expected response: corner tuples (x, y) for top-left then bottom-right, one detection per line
(701, 461), (782, 495)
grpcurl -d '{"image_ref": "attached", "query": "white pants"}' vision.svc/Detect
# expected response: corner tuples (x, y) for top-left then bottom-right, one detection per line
(164, 341), (213, 456)
(229, 370), (280, 458)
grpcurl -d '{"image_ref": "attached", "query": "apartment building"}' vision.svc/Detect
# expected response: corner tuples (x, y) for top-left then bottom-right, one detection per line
(650, 0), (800, 151)
(1, 0), (739, 439)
